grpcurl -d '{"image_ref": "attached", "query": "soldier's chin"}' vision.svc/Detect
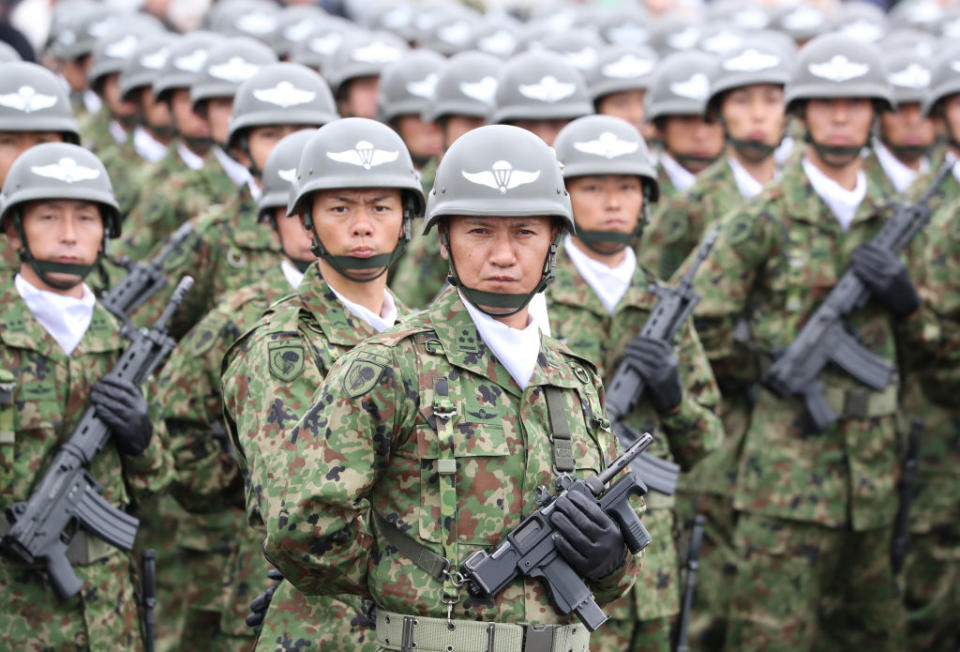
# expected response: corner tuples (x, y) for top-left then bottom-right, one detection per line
(588, 240), (628, 255)
(42, 271), (84, 290)
(343, 265), (386, 281)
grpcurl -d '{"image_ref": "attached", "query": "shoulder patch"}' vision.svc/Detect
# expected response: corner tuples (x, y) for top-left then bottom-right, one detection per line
(268, 340), (305, 381)
(662, 212), (689, 245)
(343, 351), (390, 398)
(726, 213), (755, 246)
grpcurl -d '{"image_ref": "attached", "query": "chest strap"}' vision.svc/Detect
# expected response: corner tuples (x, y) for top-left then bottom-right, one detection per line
(371, 510), (449, 582)
(543, 387), (575, 474)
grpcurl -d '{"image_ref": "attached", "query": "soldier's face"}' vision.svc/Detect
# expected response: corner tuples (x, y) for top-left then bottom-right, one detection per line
(273, 207), (316, 263)
(6, 199), (103, 296)
(720, 84), (786, 159)
(441, 215), (558, 313)
(442, 115), (486, 154)
(0, 131), (63, 186)
(939, 94), (960, 149)
(597, 90), (647, 132)
(340, 76), (380, 119)
(566, 175), (644, 255)
(309, 187), (404, 282)
(506, 119), (571, 146)
(169, 88), (211, 142)
(60, 55), (91, 92)
(879, 102), (936, 164)
(242, 125), (309, 177)
(395, 115), (442, 161)
(138, 87), (172, 133)
(661, 115), (725, 172)
(803, 97), (874, 153)
(102, 73), (137, 120)
(206, 96), (234, 145)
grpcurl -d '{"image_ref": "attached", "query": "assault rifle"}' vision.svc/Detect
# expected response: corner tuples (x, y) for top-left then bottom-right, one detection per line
(2, 277), (194, 599)
(101, 222), (194, 320)
(892, 419), (923, 575)
(604, 230), (719, 495)
(676, 514), (706, 652)
(763, 161), (953, 431)
(461, 433), (655, 632)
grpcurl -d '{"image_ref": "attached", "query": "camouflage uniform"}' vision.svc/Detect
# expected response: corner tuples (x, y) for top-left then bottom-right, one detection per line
(546, 244), (724, 651)
(78, 107), (123, 161)
(861, 150), (900, 201)
(221, 264), (403, 651)
(261, 287), (640, 638)
(689, 155), (917, 650)
(0, 277), (172, 651)
(390, 157), (443, 307)
(148, 272), (294, 651)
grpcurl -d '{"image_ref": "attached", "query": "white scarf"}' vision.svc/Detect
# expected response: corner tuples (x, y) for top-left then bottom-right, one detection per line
(564, 234), (635, 315)
(660, 151), (697, 193)
(133, 125), (168, 163)
(728, 155), (767, 199)
(15, 274), (95, 355)
(281, 260), (305, 289)
(873, 138), (928, 195)
(177, 142), (205, 171)
(461, 291), (541, 390)
(108, 120), (128, 145)
(802, 156), (867, 232)
(329, 286), (398, 333)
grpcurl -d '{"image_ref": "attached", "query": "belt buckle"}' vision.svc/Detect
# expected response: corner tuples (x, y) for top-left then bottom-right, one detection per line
(520, 622), (556, 652)
(843, 387), (869, 420)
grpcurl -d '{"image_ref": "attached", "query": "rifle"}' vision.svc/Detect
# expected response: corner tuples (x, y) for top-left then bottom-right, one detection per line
(461, 433), (655, 632)
(892, 419), (923, 575)
(2, 276), (194, 599)
(604, 229), (719, 494)
(142, 549), (157, 652)
(676, 514), (706, 652)
(763, 161), (953, 431)
(101, 222), (194, 320)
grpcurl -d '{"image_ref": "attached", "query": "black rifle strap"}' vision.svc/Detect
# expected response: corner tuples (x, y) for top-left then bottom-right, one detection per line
(543, 387), (575, 474)
(371, 510), (448, 582)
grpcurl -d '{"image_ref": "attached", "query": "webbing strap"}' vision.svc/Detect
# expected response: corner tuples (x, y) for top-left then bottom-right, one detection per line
(433, 377), (461, 601)
(543, 387), (575, 474)
(371, 510), (448, 582)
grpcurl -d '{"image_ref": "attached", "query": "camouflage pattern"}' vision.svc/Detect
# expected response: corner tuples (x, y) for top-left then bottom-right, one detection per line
(545, 244), (724, 646)
(639, 157), (750, 281)
(654, 164), (680, 206)
(97, 134), (149, 219)
(78, 106), (122, 158)
(260, 287), (640, 628)
(0, 276), (172, 650)
(131, 188), (280, 340)
(861, 149), (900, 201)
(221, 263), (404, 651)
(686, 155), (921, 648)
(390, 156), (441, 305)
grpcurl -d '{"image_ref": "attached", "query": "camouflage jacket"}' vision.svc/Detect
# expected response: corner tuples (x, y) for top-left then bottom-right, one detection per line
(545, 244), (723, 622)
(79, 107), (122, 160)
(0, 276), (172, 650)
(639, 157), (749, 281)
(263, 287), (639, 623)
(131, 188), (281, 340)
(687, 155), (933, 530)
(390, 225), (447, 309)
(862, 149), (901, 202)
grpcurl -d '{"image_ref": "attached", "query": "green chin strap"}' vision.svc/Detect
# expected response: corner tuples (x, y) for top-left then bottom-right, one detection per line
(117, 113), (140, 129)
(440, 226), (562, 318)
(13, 211), (97, 291)
(804, 131), (866, 168)
(183, 136), (214, 152)
(880, 137), (932, 163)
(149, 123), (178, 139)
(728, 136), (779, 162)
(671, 151), (721, 170)
(572, 185), (653, 255)
(290, 257), (314, 274)
(239, 133), (263, 180)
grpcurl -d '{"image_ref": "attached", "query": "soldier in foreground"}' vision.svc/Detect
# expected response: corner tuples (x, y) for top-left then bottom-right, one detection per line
(263, 125), (639, 652)
(547, 114), (724, 651)
(0, 143), (171, 650)
(222, 118), (422, 650)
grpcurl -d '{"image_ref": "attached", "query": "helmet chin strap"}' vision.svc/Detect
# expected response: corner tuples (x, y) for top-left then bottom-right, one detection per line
(879, 137), (931, 163)
(670, 151), (721, 170)
(182, 136), (214, 153)
(289, 257), (315, 273)
(13, 210), (97, 291)
(440, 225), (562, 318)
(727, 135), (779, 162)
(574, 193), (651, 255)
(239, 133), (263, 179)
(803, 131), (866, 168)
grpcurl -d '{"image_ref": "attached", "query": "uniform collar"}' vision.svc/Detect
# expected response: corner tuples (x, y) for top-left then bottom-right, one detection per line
(801, 156), (867, 232)
(108, 119), (128, 145)
(660, 151), (697, 193)
(213, 146), (253, 189)
(727, 155), (767, 199)
(295, 264), (388, 346)
(780, 156), (886, 230)
(561, 234), (635, 315)
(133, 125), (169, 163)
(550, 243), (654, 317)
(873, 138), (927, 195)
(177, 141), (205, 170)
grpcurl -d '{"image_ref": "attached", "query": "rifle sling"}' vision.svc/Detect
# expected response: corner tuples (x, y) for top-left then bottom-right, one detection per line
(370, 510), (449, 582)
(543, 387), (575, 474)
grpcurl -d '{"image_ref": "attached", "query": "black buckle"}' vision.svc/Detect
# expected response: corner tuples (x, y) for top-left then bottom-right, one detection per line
(521, 623), (556, 652)
(843, 387), (869, 420)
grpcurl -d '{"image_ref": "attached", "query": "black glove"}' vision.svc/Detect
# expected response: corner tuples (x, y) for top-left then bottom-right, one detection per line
(90, 376), (153, 456)
(850, 242), (920, 317)
(246, 569), (283, 630)
(549, 490), (627, 581)
(622, 337), (683, 414)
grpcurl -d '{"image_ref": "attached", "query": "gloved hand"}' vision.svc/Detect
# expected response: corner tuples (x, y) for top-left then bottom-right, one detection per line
(850, 242), (920, 317)
(246, 568), (283, 630)
(90, 376), (153, 456)
(622, 337), (683, 414)
(549, 490), (627, 581)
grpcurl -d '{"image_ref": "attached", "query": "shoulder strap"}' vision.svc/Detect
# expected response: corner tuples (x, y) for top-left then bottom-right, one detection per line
(370, 510), (448, 582)
(543, 386), (575, 474)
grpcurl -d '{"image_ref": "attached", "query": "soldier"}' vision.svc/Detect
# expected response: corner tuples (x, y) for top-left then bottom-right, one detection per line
(683, 34), (914, 650)
(133, 61), (337, 340)
(148, 129), (316, 651)
(0, 142), (171, 650)
(489, 50), (593, 146)
(391, 50), (501, 309)
(221, 118), (424, 650)
(640, 37), (791, 282)
(325, 31), (408, 120)
(587, 45), (659, 145)
(547, 114), (724, 651)
(260, 124), (639, 652)
(643, 50), (725, 202)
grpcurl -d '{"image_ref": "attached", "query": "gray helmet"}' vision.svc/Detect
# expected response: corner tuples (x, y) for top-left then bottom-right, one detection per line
(490, 51), (592, 124)
(773, 4), (827, 44)
(884, 50), (932, 106)
(708, 0), (771, 30)
(271, 6), (326, 59)
(324, 31), (408, 94)
(645, 50), (718, 123)
(211, 0), (280, 41)
(587, 45), (658, 102)
(890, 0), (944, 34)
(470, 18), (521, 58)
(419, 8), (479, 57)
(784, 33), (894, 116)
(596, 7), (651, 47)
(258, 128), (315, 221)
(291, 19), (358, 71)
(539, 30), (605, 74)
(698, 25), (749, 57)
(0, 63), (80, 144)
(288, 117), (425, 281)
(0, 41), (21, 62)
(190, 38), (278, 113)
(377, 50), (446, 123)
(922, 45), (960, 116)
(366, 1), (416, 41)
(423, 51), (500, 123)
(52, 5), (122, 61)
(647, 16), (702, 56)
(831, 2), (888, 43)
(153, 32), (223, 103)
(554, 115), (658, 199)
(119, 35), (175, 103)
(425, 124), (573, 314)
(881, 29), (936, 59)
(88, 29), (155, 94)
(225, 63), (338, 152)
(706, 39), (793, 117)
